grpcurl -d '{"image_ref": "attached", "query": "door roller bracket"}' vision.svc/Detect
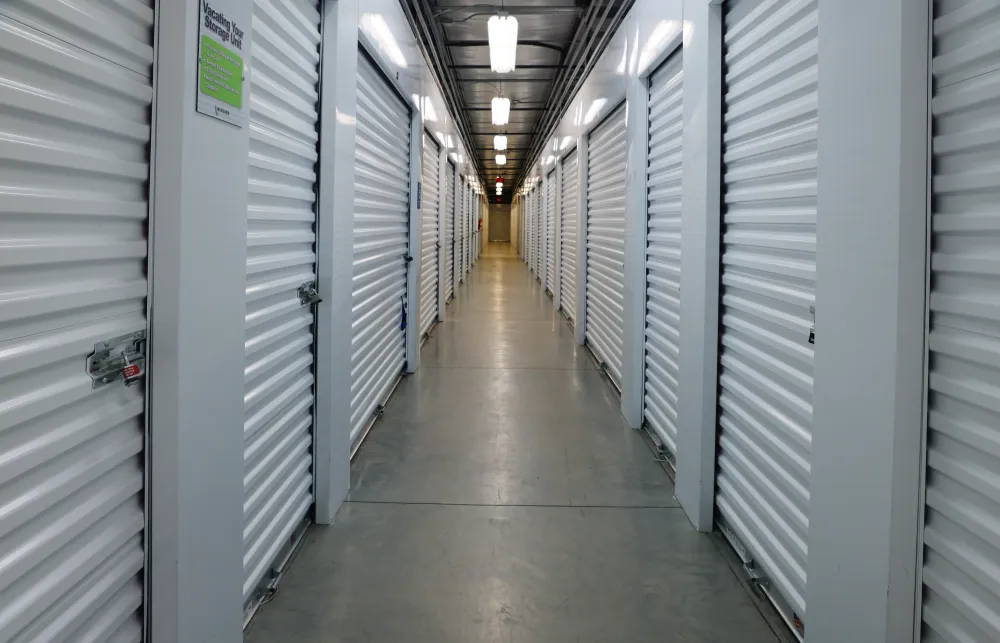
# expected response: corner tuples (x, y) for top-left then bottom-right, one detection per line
(87, 330), (146, 389)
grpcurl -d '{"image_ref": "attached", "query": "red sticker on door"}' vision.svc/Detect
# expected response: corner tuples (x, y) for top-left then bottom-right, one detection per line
(122, 364), (142, 379)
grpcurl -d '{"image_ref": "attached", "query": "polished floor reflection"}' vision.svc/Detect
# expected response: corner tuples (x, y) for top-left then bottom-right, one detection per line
(245, 242), (783, 643)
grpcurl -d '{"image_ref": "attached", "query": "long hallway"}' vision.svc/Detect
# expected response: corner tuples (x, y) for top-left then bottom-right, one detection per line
(245, 243), (784, 643)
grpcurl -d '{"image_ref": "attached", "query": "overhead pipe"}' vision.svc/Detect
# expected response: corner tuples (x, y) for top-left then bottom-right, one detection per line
(402, 0), (487, 178)
(510, 0), (603, 186)
(434, 5), (584, 18)
(518, 1), (633, 188)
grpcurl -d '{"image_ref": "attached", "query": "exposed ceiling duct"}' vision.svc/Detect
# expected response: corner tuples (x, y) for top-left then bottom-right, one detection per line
(400, 0), (632, 204)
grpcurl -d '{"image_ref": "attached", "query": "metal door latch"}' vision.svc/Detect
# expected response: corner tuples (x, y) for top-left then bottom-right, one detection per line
(808, 305), (816, 345)
(87, 331), (146, 389)
(297, 281), (322, 306)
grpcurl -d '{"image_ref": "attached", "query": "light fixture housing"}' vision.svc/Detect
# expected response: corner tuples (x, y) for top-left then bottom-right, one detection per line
(491, 97), (510, 126)
(495, 154), (507, 165)
(494, 135), (507, 151)
(487, 15), (518, 73)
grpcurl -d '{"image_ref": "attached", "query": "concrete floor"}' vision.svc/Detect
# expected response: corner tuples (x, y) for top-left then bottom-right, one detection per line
(246, 242), (783, 643)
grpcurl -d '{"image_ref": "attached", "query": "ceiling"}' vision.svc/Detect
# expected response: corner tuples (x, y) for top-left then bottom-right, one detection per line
(401, 0), (632, 203)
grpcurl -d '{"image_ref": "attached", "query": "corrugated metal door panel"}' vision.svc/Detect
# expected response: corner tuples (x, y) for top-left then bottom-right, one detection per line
(546, 171), (556, 293)
(715, 0), (817, 623)
(643, 52), (684, 457)
(460, 180), (468, 280)
(536, 186), (544, 281)
(920, 3), (1000, 641)
(586, 103), (627, 387)
(459, 179), (465, 281)
(561, 150), (579, 323)
(351, 51), (410, 445)
(445, 161), (455, 301)
(419, 133), (440, 337)
(243, 0), (320, 605)
(0, 4), (152, 641)
(527, 189), (533, 270)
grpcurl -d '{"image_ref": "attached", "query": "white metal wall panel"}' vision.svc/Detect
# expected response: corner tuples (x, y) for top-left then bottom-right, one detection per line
(585, 103), (627, 387)
(643, 53), (684, 458)
(561, 151), (579, 323)
(351, 52), (410, 446)
(419, 133), (440, 337)
(715, 0), (817, 624)
(243, 0), (321, 607)
(919, 3), (1000, 641)
(445, 161), (455, 301)
(0, 3), (153, 641)
(546, 170), (556, 293)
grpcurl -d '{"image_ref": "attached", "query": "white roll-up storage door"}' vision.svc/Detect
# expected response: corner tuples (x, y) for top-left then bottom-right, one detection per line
(561, 150), (579, 323)
(919, 4), (1000, 641)
(351, 51), (410, 447)
(0, 4), (152, 640)
(445, 161), (455, 301)
(526, 190), (534, 270)
(546, 171), (556, 294)
(460, 179), (467, 281)
(523, 195), (529, 264)
(420, 133), (440, 337)
(536, 187), (545, 282)
(715, 0), (817, 628)
(472, 198), (479, 264)
(643, 53), (684, 460)
(243, 0), (321, 610)
(585, 103), (627, 387)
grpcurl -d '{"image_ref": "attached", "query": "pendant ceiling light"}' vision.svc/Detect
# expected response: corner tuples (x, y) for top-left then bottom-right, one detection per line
(495, 154), (507, 165)
(494, 135), (507, 151)
(491, 97), (510, 126)
(488, 14), (518, 73)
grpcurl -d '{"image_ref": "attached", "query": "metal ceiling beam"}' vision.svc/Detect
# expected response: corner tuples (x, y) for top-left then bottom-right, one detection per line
(457, 77), (556, 84)
(518, 1), (633, 187)
(444, 40), (565, 54)
(400, 0), (484, 178)
(434, 5), (583, 18)
(464, 107), (546, 112)
(448, 64), (566, 70)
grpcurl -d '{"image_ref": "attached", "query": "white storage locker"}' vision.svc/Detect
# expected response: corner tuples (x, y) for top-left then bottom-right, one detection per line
(0, 3), (153, 640)
(419, 132), (440, 338)
(642, 52), (684, 460)
(472, 198), (479, 263)
(561, 150), (579, 323)
(457, 177), (465, 284)
(526, 189), (532, 271)
(918, 3), (1000, 641)
(350, 50), (411, 448)
(529, 189), (536, 272)
(536, 186), (545, 282)
(525, 190), (532, 269)
(714, 0), (817, 626)
(243, 0), (322, 611)
(462, 179), (470, 279)
(445, 160), (456, 301)
(585, 102), (627, 387)
(545, 170), (556, 294)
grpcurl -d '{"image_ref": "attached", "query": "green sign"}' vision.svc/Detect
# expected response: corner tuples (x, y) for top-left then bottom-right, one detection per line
(200, 35), (242, 109)
(197, 0), (246, 127)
